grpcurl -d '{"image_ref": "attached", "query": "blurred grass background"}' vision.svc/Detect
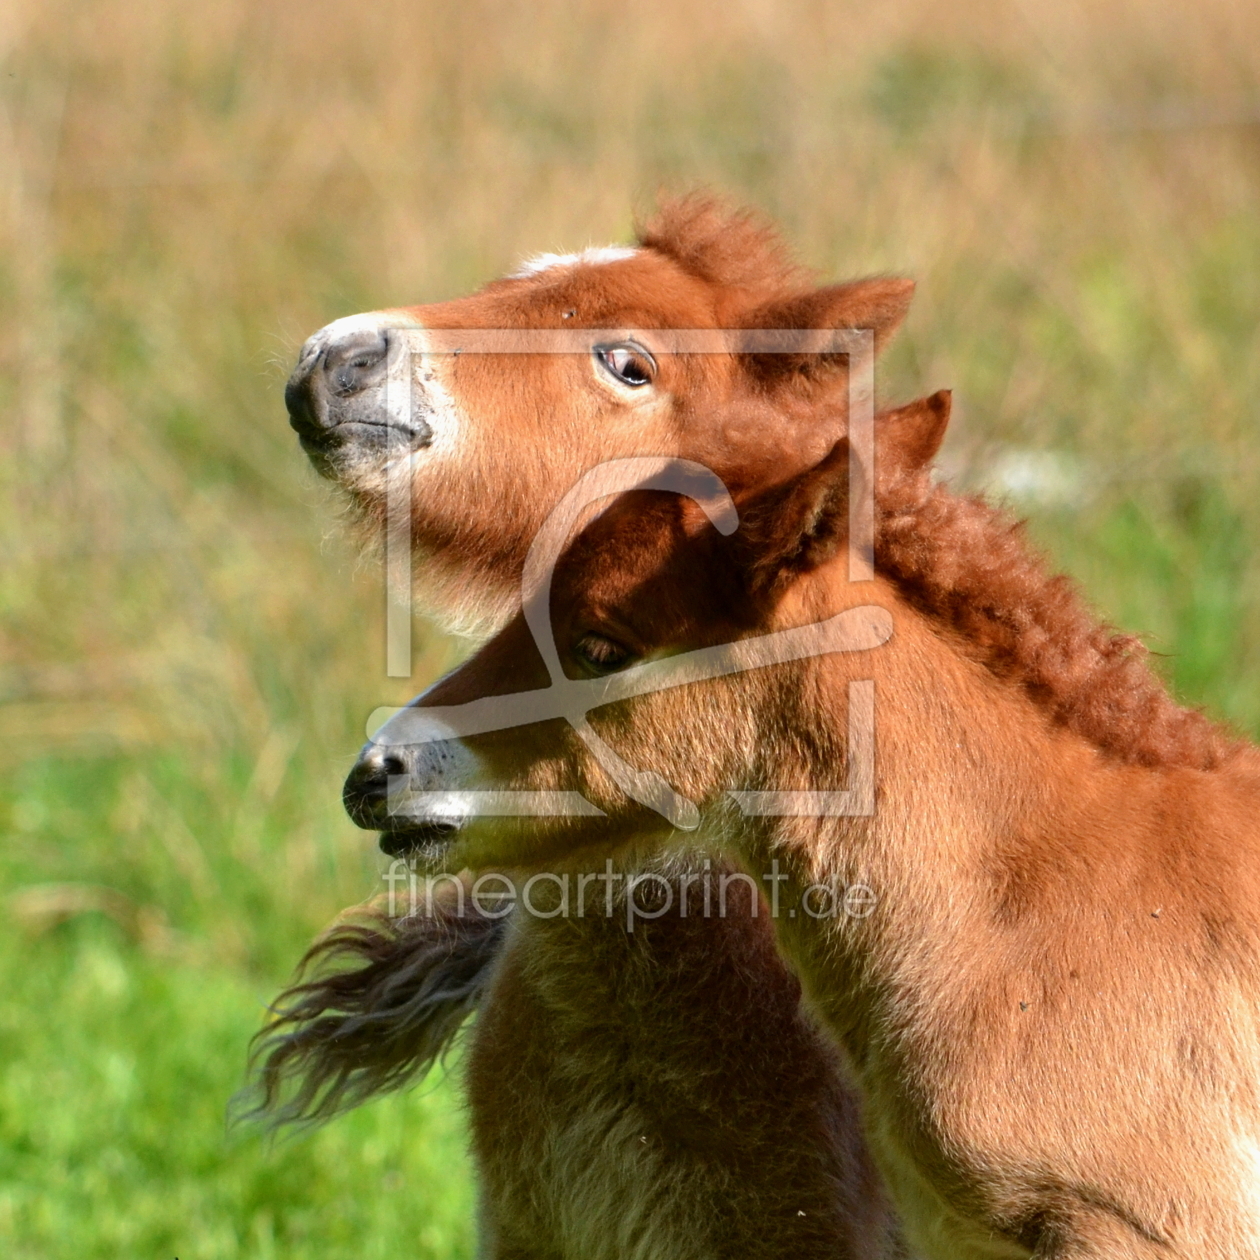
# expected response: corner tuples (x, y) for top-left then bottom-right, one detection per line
(1, 0), (1259, 1254)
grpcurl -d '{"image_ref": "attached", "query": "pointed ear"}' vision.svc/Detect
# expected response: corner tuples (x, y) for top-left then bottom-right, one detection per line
(737, 390), (952, 595)
(876, 390), (951, 483)
(739, 437), (852, 593)
(740, 276), (915, 389)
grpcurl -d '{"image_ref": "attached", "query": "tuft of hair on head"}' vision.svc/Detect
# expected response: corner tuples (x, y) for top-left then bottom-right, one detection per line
(234, 888), (506, 1131)
(635, 191), (811, 299)
(639, 192), (916, 392)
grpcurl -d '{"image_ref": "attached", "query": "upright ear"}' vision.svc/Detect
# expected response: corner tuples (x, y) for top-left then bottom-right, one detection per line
(738, 390), (951, 595)
(740, 276), (915, 390)
(876, 389), (951, 487)
(739, 437), (853, 593)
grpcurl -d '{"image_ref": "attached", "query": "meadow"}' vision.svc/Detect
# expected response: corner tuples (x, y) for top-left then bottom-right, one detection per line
(1, 0), (1258, 1254)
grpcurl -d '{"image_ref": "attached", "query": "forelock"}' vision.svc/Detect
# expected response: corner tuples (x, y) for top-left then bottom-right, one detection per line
(635, 193), (810, 300)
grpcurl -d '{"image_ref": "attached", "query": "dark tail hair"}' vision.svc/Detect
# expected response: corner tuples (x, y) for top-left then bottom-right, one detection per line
(239, 882), (507, 1128)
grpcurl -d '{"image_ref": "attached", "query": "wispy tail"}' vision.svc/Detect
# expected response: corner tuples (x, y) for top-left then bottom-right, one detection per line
(240, 882), (506, 1128)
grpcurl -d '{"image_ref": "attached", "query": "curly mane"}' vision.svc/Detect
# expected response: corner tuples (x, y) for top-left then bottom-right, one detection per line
(240, 890), (505, 1128)
(875, 465), (1236, 771)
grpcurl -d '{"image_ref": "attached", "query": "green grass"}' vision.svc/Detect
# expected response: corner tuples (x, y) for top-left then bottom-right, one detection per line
(0, 918), (474, 1260)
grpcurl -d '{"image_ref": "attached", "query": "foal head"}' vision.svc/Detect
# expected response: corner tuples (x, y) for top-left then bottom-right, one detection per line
(285, 196), (914, 633)
(347, 392), (952, 869)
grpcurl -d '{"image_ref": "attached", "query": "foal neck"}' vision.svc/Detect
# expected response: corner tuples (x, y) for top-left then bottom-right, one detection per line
(740, 573), (1203, 1036)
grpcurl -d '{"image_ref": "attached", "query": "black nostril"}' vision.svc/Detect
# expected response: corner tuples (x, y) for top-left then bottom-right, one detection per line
(343, 745), (409, 830)
(323, 330), (390, 398)
(348, 750), (392, 795)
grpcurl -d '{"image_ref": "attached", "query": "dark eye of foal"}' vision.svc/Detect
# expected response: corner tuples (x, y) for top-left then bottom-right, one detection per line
(573, 632), (635, 674)
(593, 342), (655, 388)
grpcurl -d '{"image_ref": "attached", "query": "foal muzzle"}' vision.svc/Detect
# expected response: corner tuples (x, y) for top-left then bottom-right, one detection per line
(285, 314), (435, 473)
(343, 734), (473, 858)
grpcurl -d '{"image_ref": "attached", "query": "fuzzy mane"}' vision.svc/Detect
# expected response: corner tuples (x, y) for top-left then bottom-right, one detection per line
(875, 462), (1236, 771)
(636, 193), (809, 300)
(241, 890), (505, 1127)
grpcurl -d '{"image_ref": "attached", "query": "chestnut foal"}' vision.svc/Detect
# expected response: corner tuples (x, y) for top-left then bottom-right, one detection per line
(373, 391), (1260, 1259)
(262, 199), (915, 1257)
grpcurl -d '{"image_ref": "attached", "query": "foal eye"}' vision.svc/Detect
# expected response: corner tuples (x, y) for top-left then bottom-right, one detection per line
(573, 632), (635, 674)
(594, 342), (655, 388)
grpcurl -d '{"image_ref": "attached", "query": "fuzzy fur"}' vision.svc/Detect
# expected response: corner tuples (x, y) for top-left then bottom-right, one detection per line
(272, 196), (926, 1258)
(416, 393), (1260, 1258)
(246, 882), (504, 1126)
